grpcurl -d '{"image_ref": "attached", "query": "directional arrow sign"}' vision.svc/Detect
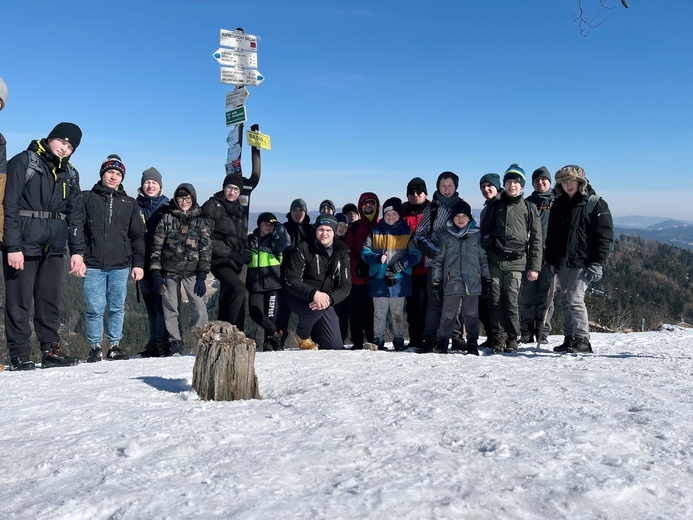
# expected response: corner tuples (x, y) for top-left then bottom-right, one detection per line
(220, 29), (258, 52)
(225, 106), (247, 126)
(220, 67), (264, 86)
(226, 88), (248, 109)
(212, 48), (258, 69)
(247, 129), (271, 150)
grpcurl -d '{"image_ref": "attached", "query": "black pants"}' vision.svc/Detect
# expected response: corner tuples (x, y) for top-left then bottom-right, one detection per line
(335, 294), (350, 343)
(139, 277), (167, 342)
(212, 265), (247, 330)
(285, 292), (343, 350)
(405, 273), (428, 347)
(3, 254), (64, 358)
(348, 284), (374, 348)
(248, 290), (280, 336)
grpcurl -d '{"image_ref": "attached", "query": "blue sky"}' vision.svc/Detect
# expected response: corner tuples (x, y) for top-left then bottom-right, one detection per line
(1, 1), (691, 220)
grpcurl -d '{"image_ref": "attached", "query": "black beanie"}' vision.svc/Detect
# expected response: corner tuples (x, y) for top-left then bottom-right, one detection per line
(342, 203), (358, 215)
(141, 167), (163, 188)
(290, 198), (307, 212)
(319, 199), (336, 213)
(47, 122), (82, 152)
(336, 213), (348, 224)
(223, 174), (243, 189)
(407, 177), (428, 195)
(382, 196), (403, 217)
(257, 212), (278, 226)
(99, 154), (125, 177)
(437, 171), (459, 190)
(314, 213), (338, 233)
(451, 199), (473, 221)
(532, 166), (552, 183)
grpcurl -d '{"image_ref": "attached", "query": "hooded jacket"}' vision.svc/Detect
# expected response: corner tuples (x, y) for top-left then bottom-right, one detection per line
(83, 179), (145, 270)
(202, 191), (251, 272)
(150, 183), (212, 280)
(430, 221), (490, 297)
(3, 139), (85, 256)
(344, 191), (380, 286)
(285, 237), (351, 306)
(247, 221), (291, 293)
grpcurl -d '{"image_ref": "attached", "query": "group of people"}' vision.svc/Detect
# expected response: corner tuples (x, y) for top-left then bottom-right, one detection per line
(1, 108), (614, 370)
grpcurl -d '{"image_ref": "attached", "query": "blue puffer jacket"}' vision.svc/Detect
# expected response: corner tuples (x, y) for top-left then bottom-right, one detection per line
(361, 218), (421, 298)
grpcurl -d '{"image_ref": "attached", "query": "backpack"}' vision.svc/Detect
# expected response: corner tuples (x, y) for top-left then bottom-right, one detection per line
(482, 198), (535, 260)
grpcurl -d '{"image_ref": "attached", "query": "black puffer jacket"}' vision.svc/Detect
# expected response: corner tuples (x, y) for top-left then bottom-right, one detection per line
(202, 191), (251, 272)
(83, 181), (145, 270)
(285, 237), (351, 306)
(545, 186), (614, 268)
(3, 139), (85, 256)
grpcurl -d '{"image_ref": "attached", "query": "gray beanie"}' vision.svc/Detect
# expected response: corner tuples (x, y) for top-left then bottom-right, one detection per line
(141, 167), (163, 188)
(0, 77), (7, 111)
(290, 198), (307, 212)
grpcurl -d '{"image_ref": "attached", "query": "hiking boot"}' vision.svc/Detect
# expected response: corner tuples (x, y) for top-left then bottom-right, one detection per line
(393, 338), (405, 352)
(466, 343), (480, 356)
(417, 336), (435, 354)
(568, 337), (593, 354)
(553, 336), (575, 353)
(296, 336), (319, 350)
(433, 339), (449, 354)
(138, 340), (160, 358)
(87, 347), (103, 363)
(107, 345), (128, 361)
(491, 333), (506, 354)
(41, 342), (79, 368)
(266, 331), (283, 351)
(363, 341), (379, 351)
(451, 337), (466, 351)
(158, 340), (171, 357)
(10, 356), (36, 371)
(169, 340), (184, 356)
(505, 337), (519, 352)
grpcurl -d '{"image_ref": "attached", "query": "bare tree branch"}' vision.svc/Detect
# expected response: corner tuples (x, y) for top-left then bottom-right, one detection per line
(574, 0), (629, 36)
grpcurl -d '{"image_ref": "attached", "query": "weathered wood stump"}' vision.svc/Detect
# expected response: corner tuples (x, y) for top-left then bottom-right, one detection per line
(192, 321), (260, 401)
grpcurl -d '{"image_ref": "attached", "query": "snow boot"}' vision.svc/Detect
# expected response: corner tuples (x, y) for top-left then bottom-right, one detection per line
(433, 339), (449, 354)
(505, 337), (519, 352)
(107, 345), (128, 360)
(266, 331), (283, 351)
(568, 337), (593, 354)
(41, 342), (79, 368)
(138, 340), (160, 358)
(169, 340), (184, 356)
(491, 333), (506, 354)
(466, 342), (480, 356)
(158, 340), (171, 357)
(393, 338), (405, 352)
(451, 336), (467, 351)
(417, 336), (435, 354)
(296, 336), (319, 350)
(553, 336), (575, 353)
(10, 356), (35, 371)
(87, 347), (103, 363)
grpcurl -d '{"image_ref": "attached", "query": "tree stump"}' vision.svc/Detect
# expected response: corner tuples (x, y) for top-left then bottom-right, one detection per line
(192, 321), (260, 401)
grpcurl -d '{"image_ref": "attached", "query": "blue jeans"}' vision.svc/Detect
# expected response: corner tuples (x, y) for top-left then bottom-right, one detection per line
(83, 267), (130, 346)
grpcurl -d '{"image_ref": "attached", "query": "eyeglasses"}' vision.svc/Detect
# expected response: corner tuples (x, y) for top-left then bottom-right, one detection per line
(224, 185), (241, 193)
(408, 190), (424, 196)
(176, 195), (193, 203)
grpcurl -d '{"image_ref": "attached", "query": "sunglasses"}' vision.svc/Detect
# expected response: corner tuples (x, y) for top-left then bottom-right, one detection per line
(408, 190), (424, 196)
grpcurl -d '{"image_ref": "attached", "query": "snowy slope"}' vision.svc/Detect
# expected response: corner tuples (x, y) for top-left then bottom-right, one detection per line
(1, 327), (692, 520)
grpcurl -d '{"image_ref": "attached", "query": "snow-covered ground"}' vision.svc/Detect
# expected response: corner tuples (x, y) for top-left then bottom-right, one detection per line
(2, 327), (692, 520)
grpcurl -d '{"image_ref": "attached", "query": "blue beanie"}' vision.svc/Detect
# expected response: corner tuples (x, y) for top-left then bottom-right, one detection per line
(479, 173), (501, 191)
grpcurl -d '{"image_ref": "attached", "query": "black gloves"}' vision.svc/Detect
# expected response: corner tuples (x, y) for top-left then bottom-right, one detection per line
(417, 237), (440, 258)
(194, 279), (206, 297)
(152, 274), (165, 295)
(481, 277), (493, 301)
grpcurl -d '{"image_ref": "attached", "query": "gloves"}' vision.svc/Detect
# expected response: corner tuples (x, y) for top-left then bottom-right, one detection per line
(391, 261), (406, 273)
(583, 263), (603, 283)
(354, 261), (369, 278)
(152, 274), (165, 295)
(194, 279), (207, 297)
(481, 277), (493, 301)
(417, 236), (440, 258)
(431, 281), (443, 302)
(384, 267), (398, 287)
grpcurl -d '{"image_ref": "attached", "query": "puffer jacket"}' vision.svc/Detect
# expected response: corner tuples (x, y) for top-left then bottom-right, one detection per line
(545, 186), (614, 268)
(431, 221), (490, 297)
(150, 183), (211, 280)
(202, 191), (251, 272)
(3, 139), (85, 256)
(246, 223), (291, 292)
(285, 237), (351, 306)
(361, 218), (421, 298)
(344, 192), (381, 286)
(83, 181), (145, 270)
(482, 191), (542, 273)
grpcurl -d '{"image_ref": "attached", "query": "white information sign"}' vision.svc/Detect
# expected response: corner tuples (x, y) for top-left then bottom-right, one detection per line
(225, 88), (249, 109)
(220, 67), (264, 86)
(212, 48), (258, 69)
(220, 29), (258, 52)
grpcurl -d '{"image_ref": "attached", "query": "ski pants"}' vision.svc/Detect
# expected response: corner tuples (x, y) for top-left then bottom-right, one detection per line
(248, 290), (280, 336)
